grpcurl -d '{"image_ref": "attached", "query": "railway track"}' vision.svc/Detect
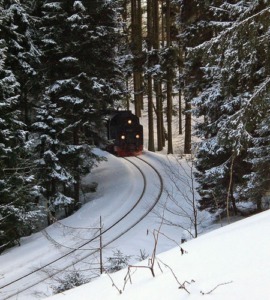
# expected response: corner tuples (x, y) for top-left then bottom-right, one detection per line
(0, 156), (163, 300)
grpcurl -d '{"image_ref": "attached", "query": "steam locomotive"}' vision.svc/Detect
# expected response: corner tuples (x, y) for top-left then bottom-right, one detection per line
(106, 111), (143, 157)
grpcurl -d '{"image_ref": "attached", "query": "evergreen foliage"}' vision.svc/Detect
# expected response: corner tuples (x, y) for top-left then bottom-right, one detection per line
(0, 1), (42, 125)
(52, 270), (88, 294)
(178, 0), (249, 154)
(191, 1), (270, 213)
(32, 0), (125, 217)
(107, 249), (131, 273)
(0, 0), (126, 250)
(0, 1), (43, 253)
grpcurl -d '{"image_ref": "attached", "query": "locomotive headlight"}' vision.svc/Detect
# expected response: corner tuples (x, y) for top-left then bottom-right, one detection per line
(136, 134), (140, 139)
(128, 119), (132, 124)
(121, 135), (125, 140)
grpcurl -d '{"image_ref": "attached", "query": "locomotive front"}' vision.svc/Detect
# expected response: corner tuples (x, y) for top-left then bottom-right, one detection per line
(107, 111), (143, 156)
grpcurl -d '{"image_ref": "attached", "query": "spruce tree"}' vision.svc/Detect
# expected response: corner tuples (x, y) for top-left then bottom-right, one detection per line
(0, 42), (42, 253)
(191, 1), (270, 213)
(0, 1), (41, 126)
(178, 0), (249, 154)
(245, 93), (270, 210)
(34, 0), (125, 218)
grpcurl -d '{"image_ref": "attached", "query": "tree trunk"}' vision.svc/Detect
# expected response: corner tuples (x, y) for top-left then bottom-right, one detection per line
(73, 127), (80, 204)
(148, 77), (155, 151)
(167, 79), (173, 154)
(122, 0), (130, 111)
(178, 45), (183, 135)
(166, 0), (173, 154)
(147, 0), (155, 152)
(153, 0), (163, 151)
(179, 90), (182, 134)
(184, 100), (191, 154)
(131, 0), (143, 117)
(155, 82), (163, 151)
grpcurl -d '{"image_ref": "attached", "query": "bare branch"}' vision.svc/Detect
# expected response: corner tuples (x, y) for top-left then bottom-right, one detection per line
(157, 257), (194, 294)
(200, 281), (233, 295)
(104, 269), (122, 294)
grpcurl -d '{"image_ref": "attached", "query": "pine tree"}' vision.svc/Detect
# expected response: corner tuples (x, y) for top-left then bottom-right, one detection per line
(0, 1), (42, 126)
(178, 0), (249, 154)
(192, 1), (270, 213)
(0, 42), (42, 252)
(33, 0), (125, 218)
(0, 1), (44, 252)
(245, 93), (270, 210)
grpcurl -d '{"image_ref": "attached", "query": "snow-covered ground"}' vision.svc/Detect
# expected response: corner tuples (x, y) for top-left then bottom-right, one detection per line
(0, 149), (212, 299)
(47, 207), (270, 300)
(0, 148), (269, 300)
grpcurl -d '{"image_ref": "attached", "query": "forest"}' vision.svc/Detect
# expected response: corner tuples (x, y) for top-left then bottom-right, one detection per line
(0, 0), (269, 252)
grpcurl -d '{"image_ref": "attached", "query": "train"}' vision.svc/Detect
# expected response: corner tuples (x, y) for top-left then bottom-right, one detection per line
(106, 110), (143, 157)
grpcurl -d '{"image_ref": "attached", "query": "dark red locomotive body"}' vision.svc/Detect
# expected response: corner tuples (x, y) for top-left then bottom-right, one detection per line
(106, 111), (143, 156)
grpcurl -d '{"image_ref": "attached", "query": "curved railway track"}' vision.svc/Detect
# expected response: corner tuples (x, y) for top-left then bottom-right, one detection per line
(0, 156), (163, 299)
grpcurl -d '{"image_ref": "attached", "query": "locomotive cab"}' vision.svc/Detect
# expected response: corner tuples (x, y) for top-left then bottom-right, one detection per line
(107, 111), (143, 156)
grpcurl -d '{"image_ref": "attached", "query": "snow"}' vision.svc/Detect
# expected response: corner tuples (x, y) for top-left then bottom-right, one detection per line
(39, 207), (267, 299)
(59, 57), (79, 63)
(46, 209), (270, 300)
(0, 146), (269, 300)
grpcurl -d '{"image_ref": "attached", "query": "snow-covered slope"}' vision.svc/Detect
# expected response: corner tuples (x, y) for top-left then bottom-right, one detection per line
(47, 209), (270, 300)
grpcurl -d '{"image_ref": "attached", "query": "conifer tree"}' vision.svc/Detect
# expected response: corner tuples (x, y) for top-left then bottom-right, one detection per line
(191, 1), (270, 213)
(0, 1), (41, 126)
(34, 0), (125, 217)
(245, 94), (270, 209)
(0, 42), (42, 253)
(178, 0), (248, 154)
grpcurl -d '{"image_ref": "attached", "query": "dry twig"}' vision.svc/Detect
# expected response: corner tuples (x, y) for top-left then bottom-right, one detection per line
(104, 270), (122, 294)
(200, 281), (233, 295)
(157, 258), (194, 294)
